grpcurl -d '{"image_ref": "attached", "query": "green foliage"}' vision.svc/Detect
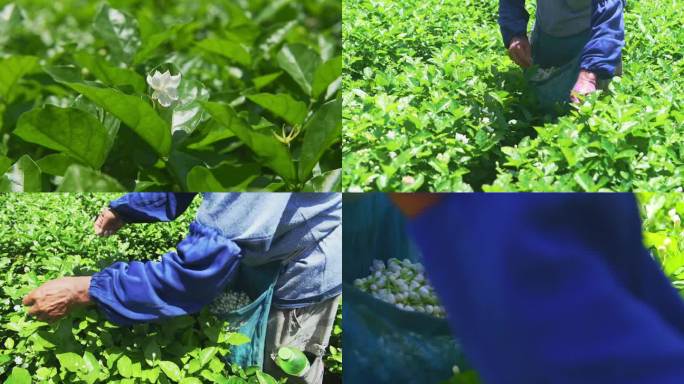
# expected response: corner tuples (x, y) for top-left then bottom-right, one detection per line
(324, 300), (342, 376)
(0, 194), (286, 383)
(343, 0), (684, 192)
(0, 0), (341, 191)
(638, 193), (684, 294)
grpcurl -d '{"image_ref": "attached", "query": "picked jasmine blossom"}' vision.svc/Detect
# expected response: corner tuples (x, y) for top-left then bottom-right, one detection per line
(354, 258), (446, 317)
(147, 70), (181, 107)
(209, 289), (251, 314)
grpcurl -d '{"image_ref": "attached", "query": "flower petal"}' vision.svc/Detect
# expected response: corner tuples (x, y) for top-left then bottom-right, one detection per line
(148, 71), (163, 89)
(165, 88), (179, 101)
(157, 92), (174, 107)
(160, 70), (171, 84)
(167, 73), (181, 88)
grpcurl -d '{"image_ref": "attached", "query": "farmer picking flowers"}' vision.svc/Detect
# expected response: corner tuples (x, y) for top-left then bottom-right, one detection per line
(499, 0), (625, 103)
(22, 193), (341, 384)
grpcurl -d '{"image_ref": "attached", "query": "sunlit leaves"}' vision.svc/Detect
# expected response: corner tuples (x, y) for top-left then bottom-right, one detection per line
(203, 102), (296, 182)
(15, 106), (112, 169)
(196, 38), (251, 66)
(1, 0), (340, 191)
(0, 56), (38, 101)
(247, 93), (308, 126)
(277, 44), (322, 96)
(60, 82), (172, 156)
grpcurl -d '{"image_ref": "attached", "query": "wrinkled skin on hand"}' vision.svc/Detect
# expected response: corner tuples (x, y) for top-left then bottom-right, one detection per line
(508, 36), (533, 68)
(571, 70), (599, 103)
(94, 207), (125, 237)
(23, 276), (93, 322)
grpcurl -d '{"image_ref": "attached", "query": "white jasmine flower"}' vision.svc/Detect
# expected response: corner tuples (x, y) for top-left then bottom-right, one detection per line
(147, 70), (182, 108)
(13, 305), (21, 312)
(481, 117), (490, 125)
(209, 289), (251, 315)
(669, 208), (681, 226)
(14, 356), (22, 365)
(386, 130), (396, 140)
(389, 152), (397, 159)
(454, 133), (469, 145)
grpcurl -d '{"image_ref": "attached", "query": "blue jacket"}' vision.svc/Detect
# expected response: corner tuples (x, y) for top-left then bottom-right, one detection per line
(499, 0), (625, 77)
(406, 194), (684, 384)
(89, 193), (341, 325)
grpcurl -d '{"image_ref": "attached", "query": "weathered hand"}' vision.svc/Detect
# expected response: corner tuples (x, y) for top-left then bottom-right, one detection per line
(23, 276), (92, 322)
(390, 193), (443, 218)
(94, 208), (125, 236)
(508, 36), (532, 68)
(570, 70), (598, 103)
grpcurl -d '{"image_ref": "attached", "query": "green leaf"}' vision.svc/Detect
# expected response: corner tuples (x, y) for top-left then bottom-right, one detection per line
(277, 44), (321, 96)
(255, 371), (278, 384)
(186, 163), (260, 192)
(202, 102), (296, 182)
(172, 79), (210, 136)
(225, 332), (251, 346)
(134, 23), (187, 64)
(36, 154), (79, 176)
(144, 339), (161, 367)
(15, 105), (111, 169)
(117, 355), (133, 378)
(56, 164), (125, 192)
(199, 347), (218, 367)
(298, 99), (341, 181)
(82, 351), (101, 384)
(196, 38), (251, 66)
(312, 56), (341, 99)
(302, 169), (341, 192)
(73, 52), (146, 94)
(0, 155), (42, 192)
(57, 352), (86, 373)
(0, 56), (38, 101)
(56, 81), (171, 156)
(179, 378), (202, 384)
(159, 360), (182, 382)
(0, 156), (12, 175)
(92, 5), (141, 64)
(247, 93), (308, 126)
(4, 367), (31, 384)
(253, 72), (282, 91)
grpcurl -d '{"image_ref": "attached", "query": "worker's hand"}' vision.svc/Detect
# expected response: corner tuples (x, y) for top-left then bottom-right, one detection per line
(508, 36), (532, 68)
(94, 207), (125, 236)
(570, 70), (598, 104)
(23, 276), (92, 322)
(389, 194), (444, 219)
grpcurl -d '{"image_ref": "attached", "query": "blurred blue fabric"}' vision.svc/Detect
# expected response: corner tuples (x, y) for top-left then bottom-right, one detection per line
(407, 193), (684, 384)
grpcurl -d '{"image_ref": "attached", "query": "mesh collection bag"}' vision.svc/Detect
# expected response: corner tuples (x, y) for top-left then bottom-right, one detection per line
(215, 262), (281, 368)
(526, 27), (591, 112)
(343, 194), (468, 383)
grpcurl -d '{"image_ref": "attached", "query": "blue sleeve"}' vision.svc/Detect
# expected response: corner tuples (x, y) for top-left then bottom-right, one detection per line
(89, 222), (241, 325)
(498, 0), (529, 48)
(580, 0), (625, 78)
(406, 194), (684, 384)
(109, 193), (197, 223)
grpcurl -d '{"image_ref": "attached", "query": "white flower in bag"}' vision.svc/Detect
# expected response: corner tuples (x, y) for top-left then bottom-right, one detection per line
(146, 70), (181, 107)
